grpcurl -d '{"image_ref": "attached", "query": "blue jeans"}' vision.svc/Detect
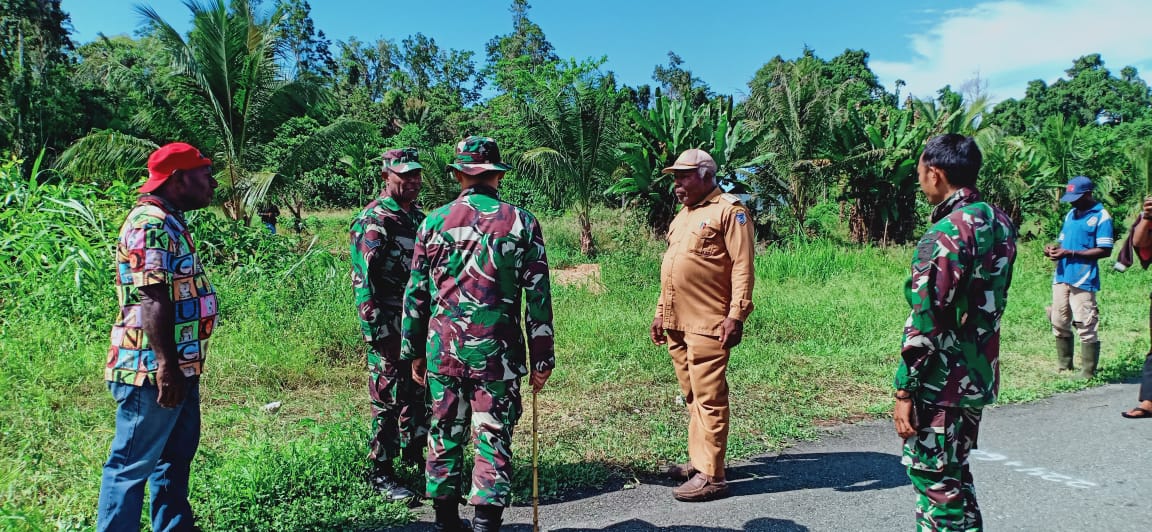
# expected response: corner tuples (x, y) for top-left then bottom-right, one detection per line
(97, 377), (201, 532)
(263, 222), (276, 234)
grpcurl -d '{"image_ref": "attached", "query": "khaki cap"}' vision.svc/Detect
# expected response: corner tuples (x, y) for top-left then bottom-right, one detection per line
(662, 149), (716, 174)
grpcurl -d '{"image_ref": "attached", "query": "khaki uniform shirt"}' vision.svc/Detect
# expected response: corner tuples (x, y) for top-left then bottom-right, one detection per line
(657, 188), (755, 336)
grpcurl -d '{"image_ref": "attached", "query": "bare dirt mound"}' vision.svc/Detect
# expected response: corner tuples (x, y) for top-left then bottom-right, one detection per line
(552, 263), (604, 294)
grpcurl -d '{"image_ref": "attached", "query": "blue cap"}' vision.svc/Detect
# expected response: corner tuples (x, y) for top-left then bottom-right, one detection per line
(1060, 176), (1094, 202)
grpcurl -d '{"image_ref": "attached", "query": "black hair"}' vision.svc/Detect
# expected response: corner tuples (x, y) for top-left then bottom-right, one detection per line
(921, 133), (982, 188)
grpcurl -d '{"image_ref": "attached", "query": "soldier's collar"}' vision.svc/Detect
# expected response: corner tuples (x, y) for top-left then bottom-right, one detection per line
(930, 187), (980, 223)
(462, 184), (501, 200)
(690, 187), (722, 209)
(378, 195), (403, 212)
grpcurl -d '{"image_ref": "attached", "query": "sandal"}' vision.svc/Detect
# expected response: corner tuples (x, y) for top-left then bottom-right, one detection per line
(1121, 407), (1152, 419)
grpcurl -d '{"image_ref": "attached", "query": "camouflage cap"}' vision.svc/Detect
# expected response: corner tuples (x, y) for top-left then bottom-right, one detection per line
(382, 147), (423, 174)
(662, 149), (716, 174)
(447, 136), (512, 175)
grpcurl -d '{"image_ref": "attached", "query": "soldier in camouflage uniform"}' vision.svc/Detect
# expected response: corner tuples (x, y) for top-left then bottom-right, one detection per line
(401, 136), (555, 532)
(894, 134), (1017, 531)
(350, 148), (428, 500)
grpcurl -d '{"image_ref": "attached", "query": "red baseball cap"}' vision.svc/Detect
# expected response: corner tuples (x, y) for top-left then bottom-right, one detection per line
(140, 142), (213, 193)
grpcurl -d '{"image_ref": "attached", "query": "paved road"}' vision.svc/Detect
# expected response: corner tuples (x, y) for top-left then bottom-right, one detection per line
(399, 383), (1151, 531)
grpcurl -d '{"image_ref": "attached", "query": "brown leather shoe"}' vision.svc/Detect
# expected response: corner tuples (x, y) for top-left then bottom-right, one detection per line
(672, 472), (729, 502)
(664, 462), (697, 480)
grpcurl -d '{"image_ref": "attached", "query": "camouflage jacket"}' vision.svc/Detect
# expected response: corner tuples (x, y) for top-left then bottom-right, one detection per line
(350, 195), (425, 346)
(895, 187), (1017, 407)
(400, 185), (555, 381)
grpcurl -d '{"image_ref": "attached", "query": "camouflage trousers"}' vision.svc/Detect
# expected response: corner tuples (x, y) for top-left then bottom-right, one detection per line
(902, 403), (984, 532)
(426, 373), (522, 507)
(368, 344), (429, 464)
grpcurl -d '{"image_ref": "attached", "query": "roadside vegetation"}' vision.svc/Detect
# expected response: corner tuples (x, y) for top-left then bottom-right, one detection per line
(4, 0), (1152, 530)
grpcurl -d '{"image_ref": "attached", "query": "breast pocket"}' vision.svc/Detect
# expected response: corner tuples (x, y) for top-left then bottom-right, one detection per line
(691, 225), (723, 257)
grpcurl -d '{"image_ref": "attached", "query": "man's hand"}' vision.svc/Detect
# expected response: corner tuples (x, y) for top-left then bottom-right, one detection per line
(1044, 245), (1070, 261)
(155, 364), (186, 408)
(650, 316), (666, 346)
(411, 358), (427, 387)
(1143, 196), (1152, 219)
(530, 369), (552, 393)
(893, 396), (916, 439)
(718, 318), (744, 349)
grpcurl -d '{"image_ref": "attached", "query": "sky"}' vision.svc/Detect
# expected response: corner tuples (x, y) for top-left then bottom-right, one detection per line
(61, 0), (1152, 104)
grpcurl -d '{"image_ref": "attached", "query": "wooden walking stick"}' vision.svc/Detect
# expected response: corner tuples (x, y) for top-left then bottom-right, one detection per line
(532, 389), (540, 532)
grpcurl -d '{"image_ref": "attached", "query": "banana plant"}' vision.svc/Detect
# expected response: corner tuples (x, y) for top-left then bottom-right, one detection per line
(831, 106), (928, 243)
(610, 94), (768, 233)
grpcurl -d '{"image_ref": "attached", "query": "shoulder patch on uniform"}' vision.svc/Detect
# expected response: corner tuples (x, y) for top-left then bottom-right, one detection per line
(914, 236), (937, 272)
(720, 193), (741, 205)
(735, 211), (747, 225)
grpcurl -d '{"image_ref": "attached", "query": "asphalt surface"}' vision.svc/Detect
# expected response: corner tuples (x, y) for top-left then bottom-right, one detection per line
(397, 382), (1151, 531)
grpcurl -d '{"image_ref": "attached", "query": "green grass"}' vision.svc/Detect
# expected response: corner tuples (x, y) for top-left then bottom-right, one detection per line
(2, 207), (1149, 531)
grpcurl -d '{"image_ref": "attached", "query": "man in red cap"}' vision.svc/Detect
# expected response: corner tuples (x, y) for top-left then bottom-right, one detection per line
(98, 142), (218, 531)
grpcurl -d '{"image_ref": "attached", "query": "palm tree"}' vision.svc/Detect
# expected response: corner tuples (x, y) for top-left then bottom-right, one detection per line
(744, 56), (837, 233)
(140, 0), (324, 219)
(58, 0), (336, 221)
(517, 71), (620, 257)
(1128, 140), (1152, 197)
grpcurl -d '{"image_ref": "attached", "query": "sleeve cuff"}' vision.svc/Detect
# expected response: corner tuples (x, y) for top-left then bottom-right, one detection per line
(727, 300), (753, 321)
(531, 355), (556, 373)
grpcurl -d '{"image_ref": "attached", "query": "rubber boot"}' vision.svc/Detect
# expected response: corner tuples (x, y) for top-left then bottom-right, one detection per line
(472, 505), (504, 532)
(433, 500), (471, 531)
(1056, 336), (1075, 371)
(1079, 342), (1100, 380)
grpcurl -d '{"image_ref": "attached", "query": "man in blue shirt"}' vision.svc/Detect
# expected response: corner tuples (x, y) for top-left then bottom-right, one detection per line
(1044, 176), (1113, 379)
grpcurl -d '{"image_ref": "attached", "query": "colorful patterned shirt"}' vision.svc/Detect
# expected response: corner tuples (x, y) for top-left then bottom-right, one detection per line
(895, 188), (1017, 407)
(400, 185), (556, 381)
(350, 195), (426, 346)
(107, 195), (217, 385)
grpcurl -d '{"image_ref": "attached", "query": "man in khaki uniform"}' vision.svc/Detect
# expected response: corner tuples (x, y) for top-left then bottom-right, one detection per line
(650, 148), (755, 502)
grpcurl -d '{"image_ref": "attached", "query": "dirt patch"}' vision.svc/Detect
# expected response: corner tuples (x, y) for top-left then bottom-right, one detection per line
(552, 263), (604, 294)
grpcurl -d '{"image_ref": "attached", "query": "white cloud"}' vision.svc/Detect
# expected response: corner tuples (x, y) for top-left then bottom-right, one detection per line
(871, 0), (1152, 103)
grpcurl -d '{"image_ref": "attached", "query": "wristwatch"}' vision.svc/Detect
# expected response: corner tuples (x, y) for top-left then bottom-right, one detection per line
(894, 390), (912, 400)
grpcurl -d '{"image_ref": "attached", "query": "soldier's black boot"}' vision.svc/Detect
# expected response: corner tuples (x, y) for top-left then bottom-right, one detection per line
(472, 505), (504, 532)
(1056, 336), (1075, 371)
(369, 461), (414, 501)
(433, 500), (471, 532)
(1079, 341), (1100, 379)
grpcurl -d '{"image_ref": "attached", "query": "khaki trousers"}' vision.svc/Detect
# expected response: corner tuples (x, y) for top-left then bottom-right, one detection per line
(1049, 283), (1099, 343)
(666, 330), (730, 478)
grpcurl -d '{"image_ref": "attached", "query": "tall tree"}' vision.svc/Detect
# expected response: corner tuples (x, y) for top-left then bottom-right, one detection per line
(652, 51), (711, 105)
(0, 0), (83, 162)
(988, 54), (1152, 134)
(274, 0), (335, 80)
(484, 0), (556, 92)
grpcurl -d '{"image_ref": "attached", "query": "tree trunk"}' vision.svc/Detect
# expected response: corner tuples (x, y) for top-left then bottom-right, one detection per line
(578, 211), (596, 259)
